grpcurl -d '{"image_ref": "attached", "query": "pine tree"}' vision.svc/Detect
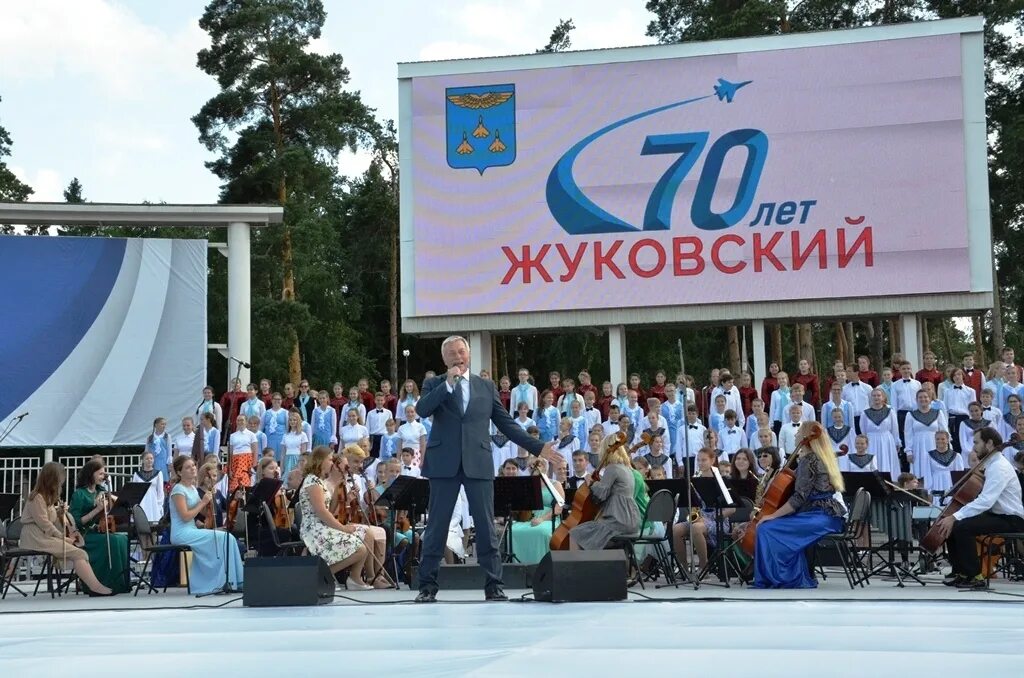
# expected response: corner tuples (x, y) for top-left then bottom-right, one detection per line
(193, 0), (376, 385)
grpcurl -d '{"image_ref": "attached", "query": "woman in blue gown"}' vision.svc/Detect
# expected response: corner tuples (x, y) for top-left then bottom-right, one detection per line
(169, 455), (244, 595)
(509, 458), (563, 564)
(753, 420), (846, 589)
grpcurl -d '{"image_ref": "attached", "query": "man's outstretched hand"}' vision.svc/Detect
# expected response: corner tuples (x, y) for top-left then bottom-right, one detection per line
(539, 442), (561, 465)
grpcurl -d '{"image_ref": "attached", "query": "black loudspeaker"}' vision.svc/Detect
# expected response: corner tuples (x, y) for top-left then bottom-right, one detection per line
(532, 551), (627, 602)
(243, 556), (334, 607)
(411, 562), (535, 590)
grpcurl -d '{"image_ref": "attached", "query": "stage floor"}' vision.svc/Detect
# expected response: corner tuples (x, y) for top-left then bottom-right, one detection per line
(1, 574), (1023, 676)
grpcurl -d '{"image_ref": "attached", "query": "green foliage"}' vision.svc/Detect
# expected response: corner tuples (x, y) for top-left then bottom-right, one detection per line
(193, 0), (382, 387)
(539, 18), (576, 52)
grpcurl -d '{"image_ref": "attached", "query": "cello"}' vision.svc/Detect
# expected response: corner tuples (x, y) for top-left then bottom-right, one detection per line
(550, 431), (649, 550)
(739, 437), (807, 556)
(920, 435), (1017, 553)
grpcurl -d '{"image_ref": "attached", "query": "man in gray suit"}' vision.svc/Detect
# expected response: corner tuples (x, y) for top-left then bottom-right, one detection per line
(414, 335), (555, 602)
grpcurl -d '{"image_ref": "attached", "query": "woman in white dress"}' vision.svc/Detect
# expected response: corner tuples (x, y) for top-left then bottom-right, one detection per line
(903, 390), (948, 480)
(281, 411), (310, 480)
(131, 451), (165, 523)
(340, 408), (369, 448)
(860, 388), (901, 482)
(296, 447), (371, 589)
(397, 405), (428, 464)
(921, 430), (964, 505)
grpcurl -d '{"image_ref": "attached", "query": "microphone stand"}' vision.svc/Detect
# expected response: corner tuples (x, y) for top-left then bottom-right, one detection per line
(0, 412), (29, 446)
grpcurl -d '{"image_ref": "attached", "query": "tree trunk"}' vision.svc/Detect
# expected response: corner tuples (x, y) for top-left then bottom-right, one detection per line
(835, 323), (847, 365)
(973, 317), (987, 367)
(270, 81), (301, 385)
(888, 319), (899, 356)
(844, 322), (855, 364)
(770, 325), (783, 366)
(388, 213), (399, 384)
(941, 318), (955, 364)
(922, 318), (931, 355)
(799, 324), (814, 363)
(727, 326), (741, 374)
(992, 260), (1004, 351)
(873, 320), (885, 373)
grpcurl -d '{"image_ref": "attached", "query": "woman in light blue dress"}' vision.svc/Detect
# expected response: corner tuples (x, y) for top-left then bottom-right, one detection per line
(169, 455), (244, 595)
(261, 393), (289, 463)
(509, 458), (563, 564)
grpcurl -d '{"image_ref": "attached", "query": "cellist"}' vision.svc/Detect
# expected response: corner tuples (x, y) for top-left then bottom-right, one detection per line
(752, 421), (846, 589)
(930, 427), (1024, 589)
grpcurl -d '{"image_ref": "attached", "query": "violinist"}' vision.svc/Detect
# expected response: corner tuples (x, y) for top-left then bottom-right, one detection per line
(20, 462), (113, 596)
(338, 445), (391, 588)
(509, 458), (564, 564)
(247, 457), (297, 556)
(752, 421), (846, 589)
(567, 434), (640, 551)
(169, 456), (245, 595)
(296, 446), (372, 589)
(198, 457), (227, 527)
(69, 459), (130, 594)
(930, 428), (1024, 589)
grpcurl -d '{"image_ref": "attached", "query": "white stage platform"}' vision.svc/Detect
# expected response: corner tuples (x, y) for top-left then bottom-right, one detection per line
(1, 577), (1023, 676)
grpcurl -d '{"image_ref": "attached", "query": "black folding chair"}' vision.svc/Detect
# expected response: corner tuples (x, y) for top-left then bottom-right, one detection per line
(261, 502), (305, 556)
(0, 517), (74, 599)
(815, 487), (872, 588)
(609, 489), (678, 589)
(0, 520), (28, 598)
(132, 505), (191, 595)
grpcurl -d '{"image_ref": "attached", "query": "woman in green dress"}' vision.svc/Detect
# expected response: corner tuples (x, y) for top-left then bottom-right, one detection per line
(509, 458), (564, 565)
(69, 459), (130, 594)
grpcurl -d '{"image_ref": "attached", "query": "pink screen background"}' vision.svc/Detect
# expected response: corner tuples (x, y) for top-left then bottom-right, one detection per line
(409, 34), (968, 317)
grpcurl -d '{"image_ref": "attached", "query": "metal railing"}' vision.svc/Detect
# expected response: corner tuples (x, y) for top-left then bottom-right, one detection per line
(0, 452), (45, 519)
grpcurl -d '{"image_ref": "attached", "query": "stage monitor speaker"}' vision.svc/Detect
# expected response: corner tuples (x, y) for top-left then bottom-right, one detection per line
(532, 551), (627, 602)
(243, 556), (334, 607)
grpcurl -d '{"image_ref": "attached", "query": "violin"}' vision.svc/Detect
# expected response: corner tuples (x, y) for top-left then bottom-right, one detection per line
(330, 455), (360, 525)
(921, 435), (1017, 552)
(200, 469), (219, 529)
(550, 431), (648, 550)
(94, 490), (118, 534)
(225, 487), (245, 533)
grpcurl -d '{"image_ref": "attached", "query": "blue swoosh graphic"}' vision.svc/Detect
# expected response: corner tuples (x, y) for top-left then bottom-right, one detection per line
(546, 94), (711, 235)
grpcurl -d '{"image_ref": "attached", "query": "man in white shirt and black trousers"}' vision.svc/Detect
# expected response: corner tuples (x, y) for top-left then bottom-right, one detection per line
(931, 427), (1024, 589)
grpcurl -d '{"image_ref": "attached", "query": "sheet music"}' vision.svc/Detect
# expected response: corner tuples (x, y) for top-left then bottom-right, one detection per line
(539, 472), (565, 507)
(710, 466), (734, 506)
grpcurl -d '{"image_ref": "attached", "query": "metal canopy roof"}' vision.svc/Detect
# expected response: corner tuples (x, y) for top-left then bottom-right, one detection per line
(0, 202), (283, 227)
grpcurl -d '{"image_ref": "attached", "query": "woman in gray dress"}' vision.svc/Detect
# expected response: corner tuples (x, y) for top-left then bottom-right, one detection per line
(569, 434), (641, 550)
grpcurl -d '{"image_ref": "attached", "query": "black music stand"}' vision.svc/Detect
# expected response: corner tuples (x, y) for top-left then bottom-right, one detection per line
(0, 493), (19, 523)
(692, 476), (738, 587)
(842, 471), (924, 587)
(376, 477), (430, 585)
(493, 476), (543, 563)
(247, 478), (284, 549)
(646, 479), (701, 590)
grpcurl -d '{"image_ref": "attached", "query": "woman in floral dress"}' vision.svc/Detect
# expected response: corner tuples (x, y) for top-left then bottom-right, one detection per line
(297, 446), (372, 590)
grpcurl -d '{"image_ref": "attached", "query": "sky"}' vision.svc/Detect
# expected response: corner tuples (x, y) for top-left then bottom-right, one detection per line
(0, 0), (654, 204)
